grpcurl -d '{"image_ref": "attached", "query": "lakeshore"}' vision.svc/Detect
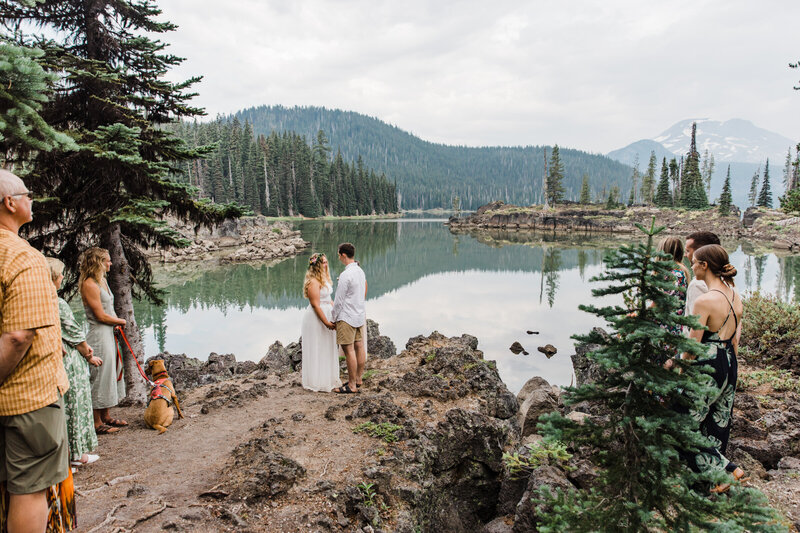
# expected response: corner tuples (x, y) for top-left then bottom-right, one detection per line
(73, 323), (800, 532)
(448, 202), (800, 252)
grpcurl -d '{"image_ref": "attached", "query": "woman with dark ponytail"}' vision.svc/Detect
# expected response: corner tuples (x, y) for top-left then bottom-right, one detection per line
(682, 243), (745, 492)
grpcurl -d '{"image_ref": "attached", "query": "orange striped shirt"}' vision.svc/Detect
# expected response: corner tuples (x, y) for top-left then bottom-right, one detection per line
(0, 228), (68, 416)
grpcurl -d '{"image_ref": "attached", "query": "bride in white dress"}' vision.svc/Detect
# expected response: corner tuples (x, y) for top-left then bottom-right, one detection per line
(301, 253), (340, 391)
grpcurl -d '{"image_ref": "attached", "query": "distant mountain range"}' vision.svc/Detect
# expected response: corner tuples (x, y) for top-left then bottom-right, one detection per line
(231, 106), (632, 210)
(607, 119), (796, 208)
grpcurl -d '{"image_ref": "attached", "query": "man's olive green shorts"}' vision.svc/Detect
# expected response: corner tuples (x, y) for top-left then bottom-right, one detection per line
(336, 321), (365, 346)
(0, 396), (68, 494)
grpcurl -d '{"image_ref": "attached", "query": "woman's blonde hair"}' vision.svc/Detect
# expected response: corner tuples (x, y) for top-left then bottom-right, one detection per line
(658, 236), (684, 263)
(79, 247), (109, 286)
(303, 253), (331, 298)
(45, 257), (65, 282)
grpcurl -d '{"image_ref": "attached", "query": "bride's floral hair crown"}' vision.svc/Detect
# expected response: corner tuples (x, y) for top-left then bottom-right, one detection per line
(309, 253), (325, 267)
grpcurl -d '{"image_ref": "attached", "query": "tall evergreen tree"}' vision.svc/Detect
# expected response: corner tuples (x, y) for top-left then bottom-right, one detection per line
(641, 151), (656, 205)
(669, 157), (680, 205)
(719, 165), (733, 216)
(701, 149), (715, 194)
(757, 159), (773, 208)
(749, 167), (761, 206)
(579, 174), (591, 205)
(681, 123), (708, 209)
(655, 157), (672, 207)
(536, 219), (783, 532)
(1, 0), (243, 402)
(546, 145), (566, 206)
(628, 155), (639, 205)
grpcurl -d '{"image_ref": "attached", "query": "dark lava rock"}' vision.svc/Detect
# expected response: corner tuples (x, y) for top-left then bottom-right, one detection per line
(537, 344), (557, 358)
(286, 341), (303, 369)
(259, 341), (292, 372)
(227, 437), (306, 503)
(509, 342), (525, 355)
(367, 319), (397, 359)
(516, 376), (558, 438)
(512, 465), (574, 533)
(350, 396), (407, 425)
(205, 352), (237, 376)
(570, 330), (607, 386)
(146, 352), (214, 392)
(235, 360), (258, 375)
(201, 383), (270, 414)
(482, 516), (514, 533)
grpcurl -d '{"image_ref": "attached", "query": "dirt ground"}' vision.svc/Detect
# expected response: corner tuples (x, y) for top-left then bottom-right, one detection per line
(73, 363), (800, 533)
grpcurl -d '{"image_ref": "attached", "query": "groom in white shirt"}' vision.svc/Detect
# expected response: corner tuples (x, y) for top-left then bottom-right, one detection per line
(684, 231), (721, 316)
(331, 242), (367, 393)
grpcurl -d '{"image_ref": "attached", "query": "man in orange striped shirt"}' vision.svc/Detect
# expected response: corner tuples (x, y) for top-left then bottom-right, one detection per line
(0, 169), (69, 533)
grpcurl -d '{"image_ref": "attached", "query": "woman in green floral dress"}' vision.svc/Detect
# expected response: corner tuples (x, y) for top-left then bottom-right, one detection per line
(46, 258), (101, 466)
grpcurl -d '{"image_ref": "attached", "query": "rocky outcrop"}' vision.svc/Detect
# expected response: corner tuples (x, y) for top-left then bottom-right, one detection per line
(151, 216), (309, 263)
(448, 202), (800, 247)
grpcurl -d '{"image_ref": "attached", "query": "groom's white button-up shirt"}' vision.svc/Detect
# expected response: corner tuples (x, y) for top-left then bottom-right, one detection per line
(332, 262), (366, 328)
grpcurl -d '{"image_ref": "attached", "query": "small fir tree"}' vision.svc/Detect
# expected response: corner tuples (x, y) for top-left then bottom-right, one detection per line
(757, 159), (773, 208)
(669, 158), (680, 204)
(579, 174), (591, 205)
(605, 185), (620, 209)
(546, 145), (566, 206)
(629, 155), (640, 205)
(719, 165), (733, 216)
(655, 157), (672, 207)
(535, 219), (784, 532)
(681, 123), (708, 209)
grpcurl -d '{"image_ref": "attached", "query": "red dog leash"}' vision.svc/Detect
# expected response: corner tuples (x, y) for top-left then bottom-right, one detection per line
(113, 326), (155, 387)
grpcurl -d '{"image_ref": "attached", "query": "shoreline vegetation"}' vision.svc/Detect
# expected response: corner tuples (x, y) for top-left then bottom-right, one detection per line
(448, 201), (800, 252)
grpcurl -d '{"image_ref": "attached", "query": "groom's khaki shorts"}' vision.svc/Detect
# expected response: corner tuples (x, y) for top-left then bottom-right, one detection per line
(336, 321), (364, 345)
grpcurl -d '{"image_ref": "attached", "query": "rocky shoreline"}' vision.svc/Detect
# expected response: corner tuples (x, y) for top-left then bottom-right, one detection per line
(449, 202), (800, 252)
(75, 322), (799, 532)
(149, 216), (309, 263)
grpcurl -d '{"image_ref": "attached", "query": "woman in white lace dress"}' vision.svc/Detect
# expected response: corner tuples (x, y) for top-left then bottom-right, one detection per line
(301, 253), (340, 391)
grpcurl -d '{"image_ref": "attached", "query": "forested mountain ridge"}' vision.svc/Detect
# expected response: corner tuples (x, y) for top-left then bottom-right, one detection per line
(231, 105), (634, 210)
(168, 119), (398, 217)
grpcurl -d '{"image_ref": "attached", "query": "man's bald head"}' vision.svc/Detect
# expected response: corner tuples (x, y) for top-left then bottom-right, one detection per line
(0, 170), (27, 200)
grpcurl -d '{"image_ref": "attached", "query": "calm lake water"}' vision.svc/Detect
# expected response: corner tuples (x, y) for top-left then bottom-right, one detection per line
(130, 218), (800, 393)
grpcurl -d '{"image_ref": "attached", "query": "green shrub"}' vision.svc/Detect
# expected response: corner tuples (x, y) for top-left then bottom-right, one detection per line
(740, 294), (800, 370)
(739, 367), (800, 393)
(353, 422), (402, 443)
(503, 440), (572, 479)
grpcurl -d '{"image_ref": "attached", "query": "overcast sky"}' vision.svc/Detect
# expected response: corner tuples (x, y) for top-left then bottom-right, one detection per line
(157, 0), (800, 154)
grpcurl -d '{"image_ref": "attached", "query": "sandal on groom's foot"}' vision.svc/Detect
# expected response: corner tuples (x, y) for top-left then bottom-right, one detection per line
(333, 383), (358, 394)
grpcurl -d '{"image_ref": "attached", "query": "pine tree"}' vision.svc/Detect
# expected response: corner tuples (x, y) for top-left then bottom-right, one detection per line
(536, 219), (783, 532)
(2, 0), (243, 403)
(701, 149), (715, 194)
(669, 158), (680, 205)
(641, 151), (656, 205)
(749, 167), (761, 206)
(655, 157), (672, 207)
(546, 145), (566, 206)
(681, 123), (708, 209)
(719, 165), (733, 216)
(757, 159), (773, 208)
(605, 186), (620, 209)
(629, 155), (639, 205)
(0, 41), (76, 164)
(579, 174), (591, 205)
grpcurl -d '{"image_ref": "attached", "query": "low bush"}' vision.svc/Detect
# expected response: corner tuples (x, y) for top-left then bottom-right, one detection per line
(740, 294), (800, 374)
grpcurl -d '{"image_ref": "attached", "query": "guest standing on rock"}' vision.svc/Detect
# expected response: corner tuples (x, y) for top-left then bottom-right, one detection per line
(79, 247), (128, 434)
(46, 257), (101, 468)
(681, 243), (745, 493)
(684, 231), (720, 317)
(0, 170), (70, 533)
(300, 253), (340, 392)
(332, 243), (367, 394)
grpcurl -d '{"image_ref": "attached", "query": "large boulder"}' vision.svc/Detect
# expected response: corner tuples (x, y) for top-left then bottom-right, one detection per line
(258, 341), (292, 372)
(517, 377), (558, 438)
(512, 465), (575, 533)
(204, 352), (236, 377)
(571, 329), (607, 386)
(367, 319), (396, 359)
(146, 352), (209, 392)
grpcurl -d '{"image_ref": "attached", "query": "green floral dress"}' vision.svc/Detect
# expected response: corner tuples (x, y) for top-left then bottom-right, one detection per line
(58, 298), (98, 461)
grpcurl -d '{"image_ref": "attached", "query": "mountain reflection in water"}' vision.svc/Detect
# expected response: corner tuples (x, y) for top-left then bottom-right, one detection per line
(127, 219), (799, 393)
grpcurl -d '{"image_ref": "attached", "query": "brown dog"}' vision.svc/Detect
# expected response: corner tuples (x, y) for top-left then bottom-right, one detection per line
(144, 360), (184, 433)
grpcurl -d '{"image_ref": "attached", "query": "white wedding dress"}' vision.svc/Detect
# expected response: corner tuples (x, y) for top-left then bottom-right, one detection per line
(301, 282), (341, 392)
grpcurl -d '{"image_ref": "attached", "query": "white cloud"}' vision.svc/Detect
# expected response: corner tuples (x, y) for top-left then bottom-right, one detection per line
(156, 0), (800, 152)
